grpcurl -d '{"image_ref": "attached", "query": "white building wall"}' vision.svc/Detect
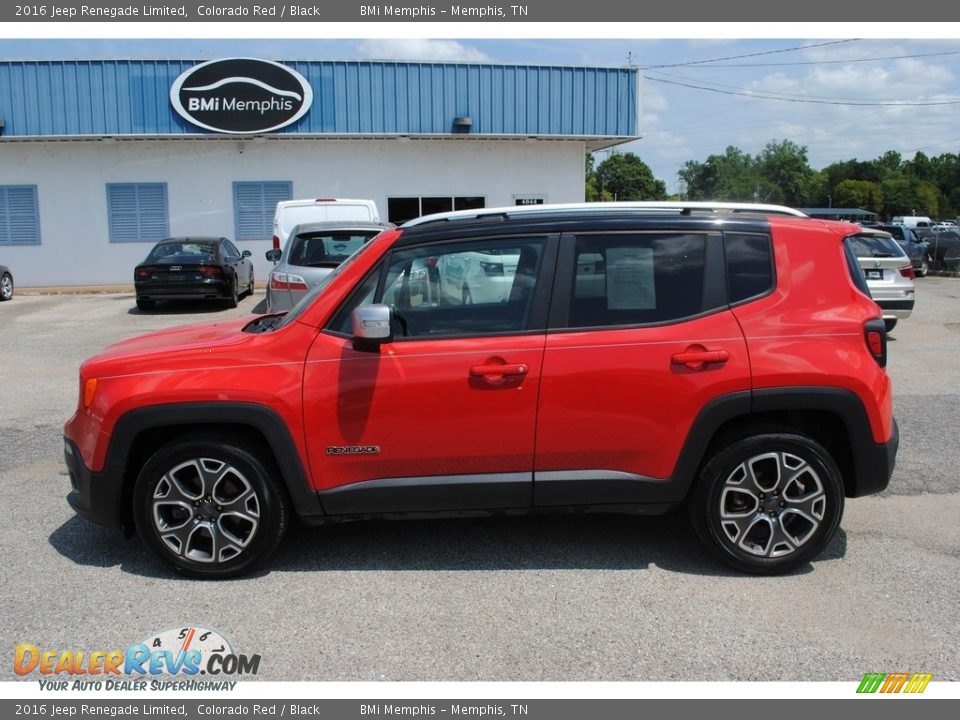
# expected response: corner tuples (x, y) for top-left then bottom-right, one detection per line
(0, 137), (586, 287)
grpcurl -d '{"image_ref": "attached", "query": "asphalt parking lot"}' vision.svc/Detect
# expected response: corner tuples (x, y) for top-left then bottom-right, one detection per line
(1, 281), (958, 682)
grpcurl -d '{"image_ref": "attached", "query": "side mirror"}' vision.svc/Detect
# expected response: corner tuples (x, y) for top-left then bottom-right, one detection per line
(265, 249), (281, 263)
(242, 250), (252, 258)
(351, 304), (393, 351)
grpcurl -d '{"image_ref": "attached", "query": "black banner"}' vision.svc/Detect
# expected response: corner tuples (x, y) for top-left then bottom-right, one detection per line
(1, 699), (958, 720)
(3, 0), (959, 22)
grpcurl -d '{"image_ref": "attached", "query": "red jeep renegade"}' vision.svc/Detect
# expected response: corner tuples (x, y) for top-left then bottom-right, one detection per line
(64, 202), (897, 578)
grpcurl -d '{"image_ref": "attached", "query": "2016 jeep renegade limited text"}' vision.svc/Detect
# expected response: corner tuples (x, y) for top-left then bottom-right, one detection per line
(64, 202), (898, 578)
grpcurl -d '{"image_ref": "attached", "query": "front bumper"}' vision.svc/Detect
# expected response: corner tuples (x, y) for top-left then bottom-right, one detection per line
(64, 437), (126, 530)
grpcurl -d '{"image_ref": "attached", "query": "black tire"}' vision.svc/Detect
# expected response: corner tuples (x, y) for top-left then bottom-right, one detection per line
(0, 272), (13, 301)
(884, 318), (898, 333)
(136, 298), (155, 311)
(132, 436), (289, 579)
(246, 268), (255, 298)
(917, 257), (929, 277)
(688, 431), (844, 575)
(226, 275), (239, 308)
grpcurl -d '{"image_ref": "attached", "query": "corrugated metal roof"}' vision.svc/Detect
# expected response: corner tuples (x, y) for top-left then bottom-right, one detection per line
(0, 60), (638, 140)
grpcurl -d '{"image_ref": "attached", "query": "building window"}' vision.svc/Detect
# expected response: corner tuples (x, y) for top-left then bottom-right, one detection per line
(0, 185), (41, 245)
(387, 196), (485, 224)
(107, 183), (169, 243)
(233, 181), (292, 241)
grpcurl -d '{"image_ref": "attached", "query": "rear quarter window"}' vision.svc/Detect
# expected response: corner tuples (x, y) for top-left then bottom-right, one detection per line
(724, 233), (773, 304)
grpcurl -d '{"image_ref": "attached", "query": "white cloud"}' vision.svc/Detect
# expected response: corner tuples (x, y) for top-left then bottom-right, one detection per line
(355, 39), (490, 63)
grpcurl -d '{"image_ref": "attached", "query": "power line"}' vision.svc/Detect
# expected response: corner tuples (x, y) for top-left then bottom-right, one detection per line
(644, 75), (960, 107)
(655, 48), (960, 69)
(641, 39), (859, 69)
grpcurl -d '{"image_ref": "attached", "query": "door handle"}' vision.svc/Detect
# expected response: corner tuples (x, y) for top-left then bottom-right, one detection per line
(469, 363), (529, 380)
(671, 346), (730, 370)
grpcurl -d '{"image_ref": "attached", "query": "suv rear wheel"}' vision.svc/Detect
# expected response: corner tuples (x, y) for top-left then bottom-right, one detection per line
(133, 436), (289, 578)
(689, 432), (844, 574)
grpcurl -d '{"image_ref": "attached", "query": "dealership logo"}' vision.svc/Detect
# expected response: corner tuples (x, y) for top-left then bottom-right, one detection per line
(171, 58), (313, 134)
(14, 625), (260, 690)
(856, 672), (932, 694)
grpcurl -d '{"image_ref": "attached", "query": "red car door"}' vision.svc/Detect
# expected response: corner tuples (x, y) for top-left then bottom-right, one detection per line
(302, 235), (554, 515)
(534, 231), (751, 506)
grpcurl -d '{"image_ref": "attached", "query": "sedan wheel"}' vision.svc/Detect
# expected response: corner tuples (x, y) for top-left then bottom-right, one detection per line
(133, 437), (289, 578)
(226, 275), (239, 308)
(0, 272), (13, 301)
(689, 431), (843, 574)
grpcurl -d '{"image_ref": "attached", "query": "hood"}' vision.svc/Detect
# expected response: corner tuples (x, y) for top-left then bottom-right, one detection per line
(87, 317), (255, 367)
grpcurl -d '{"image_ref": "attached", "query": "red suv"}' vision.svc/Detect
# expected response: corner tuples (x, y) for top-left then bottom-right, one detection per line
(64, 202), (898, 578)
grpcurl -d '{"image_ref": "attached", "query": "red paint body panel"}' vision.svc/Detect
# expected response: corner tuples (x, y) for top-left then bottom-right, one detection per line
(737, 218), (894, 443)
(535, 311), (751, 479)
(302, 331), (546, 490)
(64, 319), (317, 473)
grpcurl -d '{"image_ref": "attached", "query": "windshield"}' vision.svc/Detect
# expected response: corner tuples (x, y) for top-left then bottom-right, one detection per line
(272, 234), (382, 330)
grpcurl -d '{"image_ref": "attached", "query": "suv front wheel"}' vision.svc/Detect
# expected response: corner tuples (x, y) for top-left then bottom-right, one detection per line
(689, 432), (844, 574)
(133, 436), (289, 578)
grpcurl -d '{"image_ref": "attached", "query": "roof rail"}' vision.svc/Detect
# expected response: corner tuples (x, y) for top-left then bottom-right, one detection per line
(402, 201), (808, 228)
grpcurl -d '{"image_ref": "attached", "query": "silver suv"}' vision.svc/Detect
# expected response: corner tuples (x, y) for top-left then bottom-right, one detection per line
(265, 221), (392, 312)
(849, 230), (916, 332)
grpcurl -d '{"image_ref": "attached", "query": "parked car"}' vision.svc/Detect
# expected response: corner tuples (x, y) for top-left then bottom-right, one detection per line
(876, 223), (931, 276)
(271, 198), (380, 251)
(134, 237), (254, 311)
(65, 202), (898, 578)
(265, 221), (391, 312)
(914, 227), (960, 270)
(848, 230), (915, 332)
(0, 265), (13, 301)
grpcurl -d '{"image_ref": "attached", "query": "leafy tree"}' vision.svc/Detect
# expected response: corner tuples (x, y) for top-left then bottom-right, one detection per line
(757, 140), (814, 206)
(678, 146), (757, 201)
(585, 152), (613, 201)
(594, 152), (666, 201)
(833, 179), (883, 214)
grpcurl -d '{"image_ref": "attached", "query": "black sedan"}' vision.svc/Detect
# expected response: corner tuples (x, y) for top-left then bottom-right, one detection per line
(134, 237), (255, 311)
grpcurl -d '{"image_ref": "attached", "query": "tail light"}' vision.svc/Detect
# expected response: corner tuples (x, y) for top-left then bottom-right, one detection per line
(864, 318), (888, 368)
(135, 267), (154, 280)
(198, 266), (224, 278)
(899, 264), (915, 279)
(272, 234), (281, 251)
(270, 272), (308, 291)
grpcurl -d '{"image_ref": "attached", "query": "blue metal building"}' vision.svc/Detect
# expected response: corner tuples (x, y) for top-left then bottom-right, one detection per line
(0, 59), (640, 286)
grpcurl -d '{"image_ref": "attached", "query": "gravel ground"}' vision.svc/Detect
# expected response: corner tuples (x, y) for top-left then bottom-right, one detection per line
(0, 282), (957, 682)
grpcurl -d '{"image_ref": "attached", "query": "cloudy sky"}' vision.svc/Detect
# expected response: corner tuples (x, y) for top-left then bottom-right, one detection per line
(5, 35), (960, 194)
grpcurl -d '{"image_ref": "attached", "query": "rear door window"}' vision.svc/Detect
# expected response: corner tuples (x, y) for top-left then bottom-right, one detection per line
(565, 233), (707, 328)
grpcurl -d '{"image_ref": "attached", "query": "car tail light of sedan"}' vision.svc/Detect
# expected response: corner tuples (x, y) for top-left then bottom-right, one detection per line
(270, 272), (309, 291)
(198, 266), (224, 278)
(135, 267), (155, 280)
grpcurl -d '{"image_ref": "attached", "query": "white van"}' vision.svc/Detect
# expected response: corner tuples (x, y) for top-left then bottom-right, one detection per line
(272, 198), (380, 250)
(891, 215), (933, 228)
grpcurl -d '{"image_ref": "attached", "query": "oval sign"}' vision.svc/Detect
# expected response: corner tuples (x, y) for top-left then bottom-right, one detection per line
(170, 58), (313, 134)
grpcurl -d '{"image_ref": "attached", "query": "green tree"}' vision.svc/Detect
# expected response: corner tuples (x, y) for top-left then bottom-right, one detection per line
(677, 146), (758, 201)
(833, 179), (884, 214)
(594, 152), (667, 201)
(757, 140), (814, 206)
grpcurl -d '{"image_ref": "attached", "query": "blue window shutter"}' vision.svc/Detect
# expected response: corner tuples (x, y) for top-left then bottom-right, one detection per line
(233, 181), (292, 241)
(0, 186), (41, 245)
(107, 183), (168, 243)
